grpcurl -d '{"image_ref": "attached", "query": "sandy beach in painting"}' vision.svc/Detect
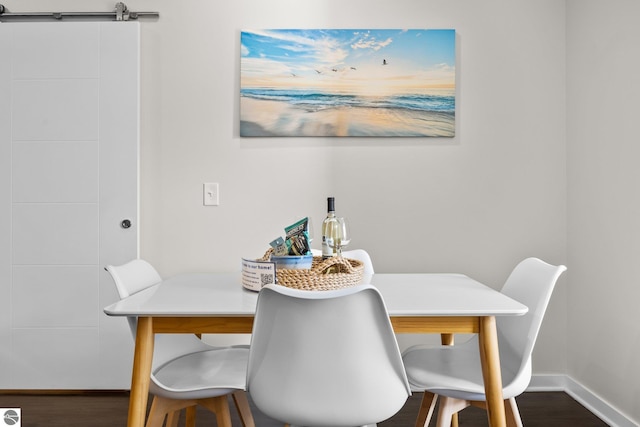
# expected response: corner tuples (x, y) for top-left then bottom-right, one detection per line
(240, 97), (455, 137)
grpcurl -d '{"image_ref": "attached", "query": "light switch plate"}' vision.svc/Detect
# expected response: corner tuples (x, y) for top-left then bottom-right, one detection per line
(203, 182), (219, 206)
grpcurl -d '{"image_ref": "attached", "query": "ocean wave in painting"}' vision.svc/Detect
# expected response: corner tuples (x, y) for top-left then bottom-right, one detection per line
(240, 88), (455, 113)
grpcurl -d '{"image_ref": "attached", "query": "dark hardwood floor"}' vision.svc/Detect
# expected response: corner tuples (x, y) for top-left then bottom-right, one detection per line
(0, 391), (608, 427)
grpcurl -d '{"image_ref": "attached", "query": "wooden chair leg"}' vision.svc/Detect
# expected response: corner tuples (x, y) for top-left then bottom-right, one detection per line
(145, 396), (165, 427)
(165, 410), (181, 427)
(468, 398), (521, 427)
(199, 396), (233, 427)
(415, 392), (438, 427)
(184, 405), (197, 427)
(232, 390), (256, 427)
(146, 396), (197, 427)
(451, 412), (459, 427)
(436, 397), (469, 427)
(505, 397), (523, 427)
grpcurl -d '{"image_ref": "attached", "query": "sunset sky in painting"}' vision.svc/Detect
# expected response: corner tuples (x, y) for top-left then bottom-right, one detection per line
(241, 29), (455, 95)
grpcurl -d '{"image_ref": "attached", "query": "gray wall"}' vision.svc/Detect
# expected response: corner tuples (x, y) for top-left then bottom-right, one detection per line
(567, 0), (640, 423)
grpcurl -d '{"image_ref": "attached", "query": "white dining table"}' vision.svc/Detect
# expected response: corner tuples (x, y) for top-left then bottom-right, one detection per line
(104, 272), (528, 427)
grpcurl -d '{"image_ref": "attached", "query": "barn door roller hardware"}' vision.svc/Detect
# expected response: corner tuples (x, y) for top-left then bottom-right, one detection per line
(0, 2), (159, 21)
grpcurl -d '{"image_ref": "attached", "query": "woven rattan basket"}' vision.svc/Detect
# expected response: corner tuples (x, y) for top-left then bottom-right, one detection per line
(259, 249), (364, 291)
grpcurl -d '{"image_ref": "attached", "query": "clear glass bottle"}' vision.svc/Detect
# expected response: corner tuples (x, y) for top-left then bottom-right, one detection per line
(321, 197), (338, 259)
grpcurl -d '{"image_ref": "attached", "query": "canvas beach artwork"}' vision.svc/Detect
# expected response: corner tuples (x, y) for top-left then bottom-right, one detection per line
(240, 29), (455, 137)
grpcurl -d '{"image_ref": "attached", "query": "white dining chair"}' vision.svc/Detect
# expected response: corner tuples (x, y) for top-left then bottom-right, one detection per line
(246, 283), (411, 427)
(401, 257), (566, 427)
(105, 259), (255, 427)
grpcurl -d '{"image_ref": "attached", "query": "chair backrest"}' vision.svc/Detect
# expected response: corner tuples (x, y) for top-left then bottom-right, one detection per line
(247, 284), (410, 427)
(342, 249), (375, 275)
(498, 258), (566, 381)
(105, 259), (162, 299)
(105, 259), (211, 372)
(105, 259), (162, 337)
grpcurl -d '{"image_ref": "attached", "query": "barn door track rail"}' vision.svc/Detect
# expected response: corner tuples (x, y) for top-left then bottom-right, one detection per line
(0, 2), (158, 22)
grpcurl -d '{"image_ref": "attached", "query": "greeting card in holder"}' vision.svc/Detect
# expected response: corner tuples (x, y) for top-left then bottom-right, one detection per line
(241, 258), (276, 291)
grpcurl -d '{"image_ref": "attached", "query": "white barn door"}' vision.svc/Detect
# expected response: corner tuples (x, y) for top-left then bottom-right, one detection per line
(0, 22), (139, 389)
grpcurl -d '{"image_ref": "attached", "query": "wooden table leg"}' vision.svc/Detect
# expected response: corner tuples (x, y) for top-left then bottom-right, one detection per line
(440, 333), (455, 346)
(128, 317), (154, 427)
(440, 334), (459, 427)
(478, 316), (506, 427)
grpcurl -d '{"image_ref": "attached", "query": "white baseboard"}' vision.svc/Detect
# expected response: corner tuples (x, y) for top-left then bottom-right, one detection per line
(528, 374), (637, 427)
